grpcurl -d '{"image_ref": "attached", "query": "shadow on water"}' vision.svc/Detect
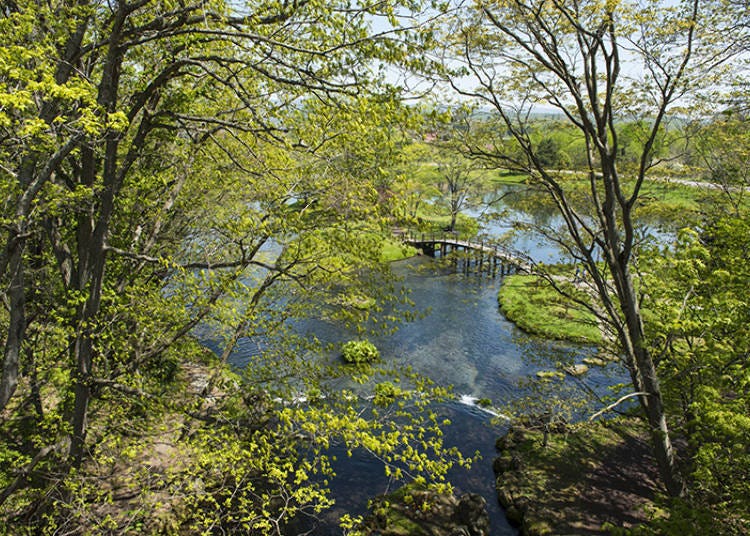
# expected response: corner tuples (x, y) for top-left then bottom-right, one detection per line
(296, 402), (513, 536)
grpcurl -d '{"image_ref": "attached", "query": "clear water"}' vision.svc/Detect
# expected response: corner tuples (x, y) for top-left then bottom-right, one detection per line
(224, 254), (623, 535)
(217, 184), (646, 534)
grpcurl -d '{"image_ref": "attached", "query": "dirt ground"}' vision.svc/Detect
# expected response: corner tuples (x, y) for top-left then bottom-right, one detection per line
(495, 418), (663, 535)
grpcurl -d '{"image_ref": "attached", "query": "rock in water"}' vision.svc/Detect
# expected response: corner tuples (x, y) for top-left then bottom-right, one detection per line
(360, 487), (490, 536)
(454, 493), (491, 536)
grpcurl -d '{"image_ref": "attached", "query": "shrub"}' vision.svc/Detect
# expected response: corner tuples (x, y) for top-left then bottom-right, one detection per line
(477, 398), (493, 408)
(342, 339), (380, 364)
(373, 381), (404, 406)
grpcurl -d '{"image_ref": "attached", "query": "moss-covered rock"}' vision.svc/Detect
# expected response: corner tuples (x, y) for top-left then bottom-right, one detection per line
(360, 485), (490, 536)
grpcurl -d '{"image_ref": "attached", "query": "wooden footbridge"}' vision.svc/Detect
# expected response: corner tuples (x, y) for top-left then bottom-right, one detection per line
(397, 230), (534, 276)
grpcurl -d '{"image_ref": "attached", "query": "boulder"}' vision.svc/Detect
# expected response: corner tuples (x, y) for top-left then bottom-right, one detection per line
(360, 487), (490, 536)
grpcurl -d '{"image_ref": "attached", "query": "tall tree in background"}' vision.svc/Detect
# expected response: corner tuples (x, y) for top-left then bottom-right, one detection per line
(437, 0), (746, 496)
(435, 149), (478, 232)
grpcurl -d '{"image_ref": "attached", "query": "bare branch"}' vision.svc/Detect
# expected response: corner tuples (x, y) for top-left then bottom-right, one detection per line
(589, 392), (649, 422)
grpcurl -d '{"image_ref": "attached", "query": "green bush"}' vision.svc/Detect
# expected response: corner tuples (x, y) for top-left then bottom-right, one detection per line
(341, 339), (380, 364)
(477, 397), (493, 408)
(373, 381), (404, 406)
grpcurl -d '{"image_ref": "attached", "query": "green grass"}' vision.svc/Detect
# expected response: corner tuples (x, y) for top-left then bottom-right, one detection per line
(412, 204), (480, 237)
(498, 274), (602, 344)
(637, 180), (703, 219)
(487, 170), (529, 185)
(411, 161), (527, 188)
(381, 239), (417, 262)
(495, 418), (652, 535)
(521, 172), (708, 224)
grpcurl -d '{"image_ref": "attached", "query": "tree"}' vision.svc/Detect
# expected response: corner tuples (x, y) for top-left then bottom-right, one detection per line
(690, 111), (750, 212)
(0, 0), (468, 530)
(0, 0), (426, 408)
(642, 215), (750, 533)
(434, 149), (480, 232)
(389, 136), (446, 226)
(437, 0), (745, 496)
(535, 136), (562, 169)
(418, 110), (485, 233)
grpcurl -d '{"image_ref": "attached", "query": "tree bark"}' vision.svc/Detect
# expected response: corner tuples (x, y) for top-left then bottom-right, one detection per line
(615, 265), (684, 496)
(0, 236), (26, 410)
(68, 6), (127, 465)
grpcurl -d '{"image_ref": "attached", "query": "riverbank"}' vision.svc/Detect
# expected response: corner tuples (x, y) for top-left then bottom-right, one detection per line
(359, 484), (491, 536)
(498, 274), (602, 345)
(494, 418), (660, 535)
(381, 238), (418, 261)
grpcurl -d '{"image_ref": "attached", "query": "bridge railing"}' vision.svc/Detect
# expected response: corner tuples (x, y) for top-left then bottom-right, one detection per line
(397, 228), (536, 268)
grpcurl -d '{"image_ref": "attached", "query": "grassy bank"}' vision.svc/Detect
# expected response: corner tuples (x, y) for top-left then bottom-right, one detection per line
(412, 158), (528, 188)
(498, 274), (602, 345)
(517, 172), (707, 224)
(494, 418), (659, 535)
(408, 202), (480, 238)
(637, 180), (703, 220)
(381, 239), (417, 262)
(490, 170), (529, 185)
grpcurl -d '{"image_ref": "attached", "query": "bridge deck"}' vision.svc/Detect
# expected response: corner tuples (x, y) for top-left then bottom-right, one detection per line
(400, 232), (534, 273)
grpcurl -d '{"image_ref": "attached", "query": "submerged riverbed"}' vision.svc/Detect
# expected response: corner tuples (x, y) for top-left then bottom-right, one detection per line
(225, 255), (621, 534)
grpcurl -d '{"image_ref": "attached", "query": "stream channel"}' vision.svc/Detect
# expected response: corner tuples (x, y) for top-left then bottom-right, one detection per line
(289, 255), (620, 535)
(220, 189), (635, 534)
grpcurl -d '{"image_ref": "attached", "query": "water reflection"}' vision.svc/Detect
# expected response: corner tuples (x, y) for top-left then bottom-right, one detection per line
(473, 183), (676, 265)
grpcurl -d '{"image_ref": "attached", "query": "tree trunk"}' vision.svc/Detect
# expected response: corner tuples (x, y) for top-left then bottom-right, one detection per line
(0, 235), (26, 410)
(636, 344), (684, 496)
(68, 9), (126, 465)
(617, 270), (685, 496)
(0, 15), (89, 412)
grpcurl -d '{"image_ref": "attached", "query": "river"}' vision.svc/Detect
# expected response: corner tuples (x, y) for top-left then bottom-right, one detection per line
(225, 251), (622, 535)
(220, 185), (640, 534)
